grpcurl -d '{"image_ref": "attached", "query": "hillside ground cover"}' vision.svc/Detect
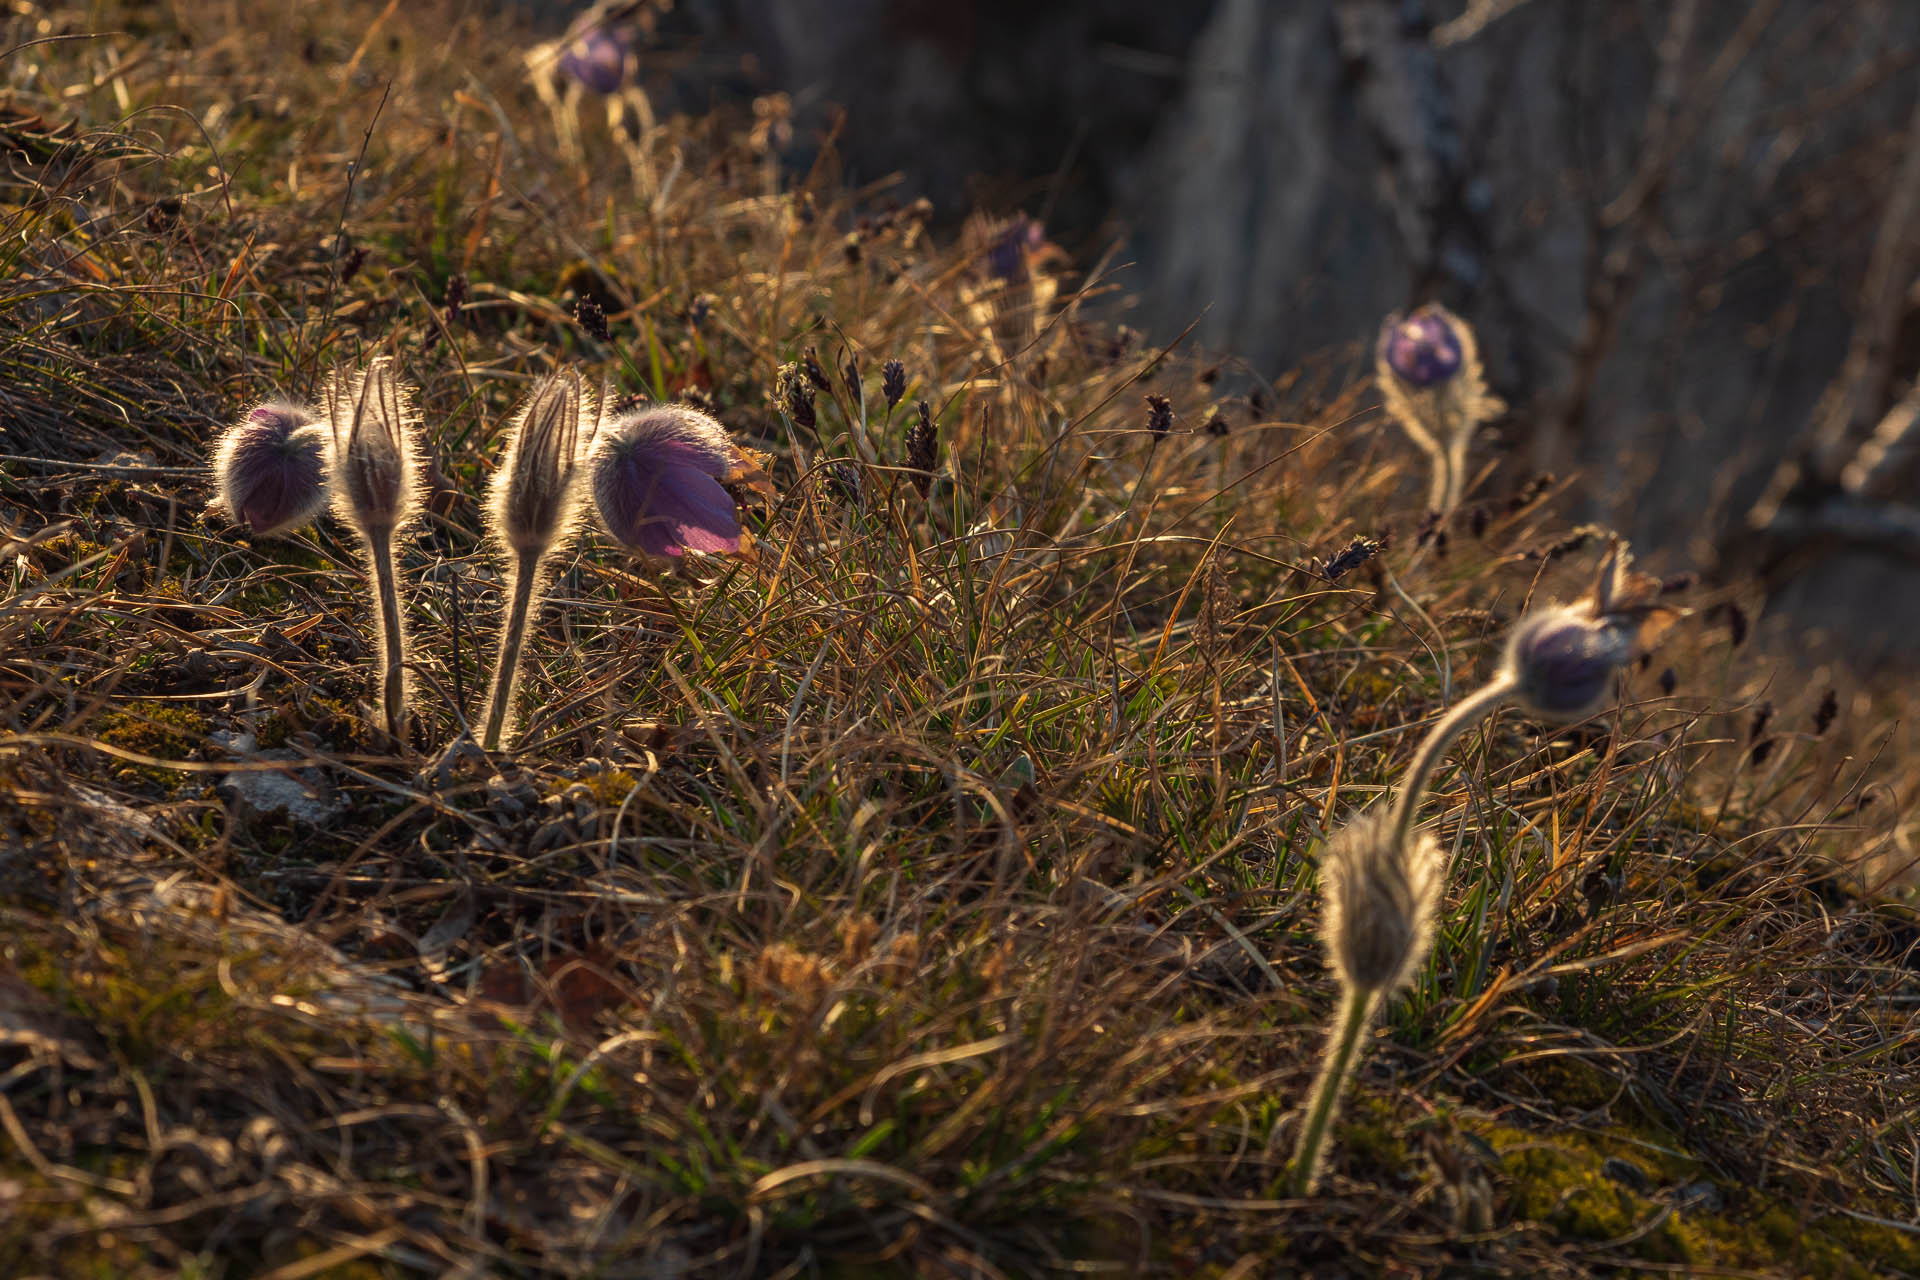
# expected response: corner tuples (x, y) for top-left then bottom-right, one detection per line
(1, 2), (1919, 1274)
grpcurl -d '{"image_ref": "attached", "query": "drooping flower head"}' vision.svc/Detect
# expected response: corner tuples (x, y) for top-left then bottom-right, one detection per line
(1501, 539), (1683, 721)
(1379, 307), (1464, 388)
(589, 404), (770, 559)
(488, 370), (596, 559)
(211, 401), (329, 536)
(323, 357), (423, 539)
(559, 26), (630, 95)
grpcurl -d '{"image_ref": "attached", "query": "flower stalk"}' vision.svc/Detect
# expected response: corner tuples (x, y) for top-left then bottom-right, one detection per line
(1288, 540), (1675, 1195)
(479, 370), (596, 751)
(324, 357), (424, 742)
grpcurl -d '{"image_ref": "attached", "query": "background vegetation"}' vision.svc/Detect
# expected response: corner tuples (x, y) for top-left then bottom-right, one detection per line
(1, 2), (1917, 1274)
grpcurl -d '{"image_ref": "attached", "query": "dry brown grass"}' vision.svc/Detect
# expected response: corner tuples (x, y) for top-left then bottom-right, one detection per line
(0, 2), (1917, 1275)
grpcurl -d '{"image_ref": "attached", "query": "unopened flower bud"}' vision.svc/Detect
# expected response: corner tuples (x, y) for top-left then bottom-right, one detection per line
(881, 359), (906, 410)
(1319, 810), (1443, 996)
(489, 370), (591, 558)
(325, 357), (422, 538)
(212, 402), (329, 536)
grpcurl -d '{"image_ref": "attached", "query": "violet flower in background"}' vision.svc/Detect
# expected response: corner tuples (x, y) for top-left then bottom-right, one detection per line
(1379, 310), (1463, 389)
(559, 26), (630, 95)
(983, 215), (1044, 284)
(590, 404), (770, 559)
(1374, 302), (1505, 518)
(211, 402), (329, 536)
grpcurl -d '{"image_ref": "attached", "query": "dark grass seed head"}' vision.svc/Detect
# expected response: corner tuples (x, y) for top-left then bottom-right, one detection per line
(906, 401), (938, 497)
(211, 401), (330, 536)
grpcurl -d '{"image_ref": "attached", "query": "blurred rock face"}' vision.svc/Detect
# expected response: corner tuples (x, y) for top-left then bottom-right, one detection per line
(669, 0), (1214, 236)
(590, 0), (1920, 656)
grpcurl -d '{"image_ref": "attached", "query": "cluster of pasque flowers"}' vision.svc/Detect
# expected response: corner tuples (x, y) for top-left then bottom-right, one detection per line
(1288, 538), (1682, 1194)
(209, 359), (769, 750)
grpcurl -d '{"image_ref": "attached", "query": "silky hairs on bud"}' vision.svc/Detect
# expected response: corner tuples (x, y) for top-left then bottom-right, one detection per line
(211, 402), (329, 536)
(1499, 540), (1676, 722)
(1318, 809), (1445, 996)
(324, 357), (422, 537)
(321, 357), (425, 739)
(488, 369), (594, 559)
(476, 371), (599, 752)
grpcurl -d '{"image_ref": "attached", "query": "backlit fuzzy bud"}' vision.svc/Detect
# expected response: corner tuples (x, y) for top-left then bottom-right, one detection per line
(1318, 810), (1444, 996)
(477, 372), (599, 752)
(1502, 606), (1636, 720)
(1378, 309), (1463, 389)
(881, 359), (906, 410)
(324, 357), (422, 538)
(488, 370), (592, 558)
(321, 358), (425, 740)
(590, 404), (771, 559)
(1499, 539), (1681, 721)
(212, 402), (329, 536)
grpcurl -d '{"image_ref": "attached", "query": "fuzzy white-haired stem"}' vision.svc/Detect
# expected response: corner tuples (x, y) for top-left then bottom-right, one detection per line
(325, 357), (424, 741)
(1385, 673), (1517, 858)
(479, 370), (597, 751)
(1288, 810), (1445, 1196)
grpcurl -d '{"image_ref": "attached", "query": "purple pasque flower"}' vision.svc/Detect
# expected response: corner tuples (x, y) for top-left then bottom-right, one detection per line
(589, 404), (768, 559)
(1501, 539), (1682, 720)
(984, 214), (1045, 284)
(1378, 305), (1465, 389)
(559, 26), (630, 95)
(212, 402), (329, 536)
(1503, 607), (1637, 720)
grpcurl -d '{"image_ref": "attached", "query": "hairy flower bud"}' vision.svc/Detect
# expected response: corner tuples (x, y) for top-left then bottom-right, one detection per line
(559, 26), (629, 95)
(1318, 810), (1444, 996)
(212, 402), (329, 536)
(590, 404), (770, 558)
(324, 357), (422, 538)
(881, 359), (906, 410)
(489, 370), (592, 558)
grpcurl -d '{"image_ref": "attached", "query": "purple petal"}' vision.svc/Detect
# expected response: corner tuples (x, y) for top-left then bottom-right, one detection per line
(559, 29), (628, 95)
(609, 456), (740, 558)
